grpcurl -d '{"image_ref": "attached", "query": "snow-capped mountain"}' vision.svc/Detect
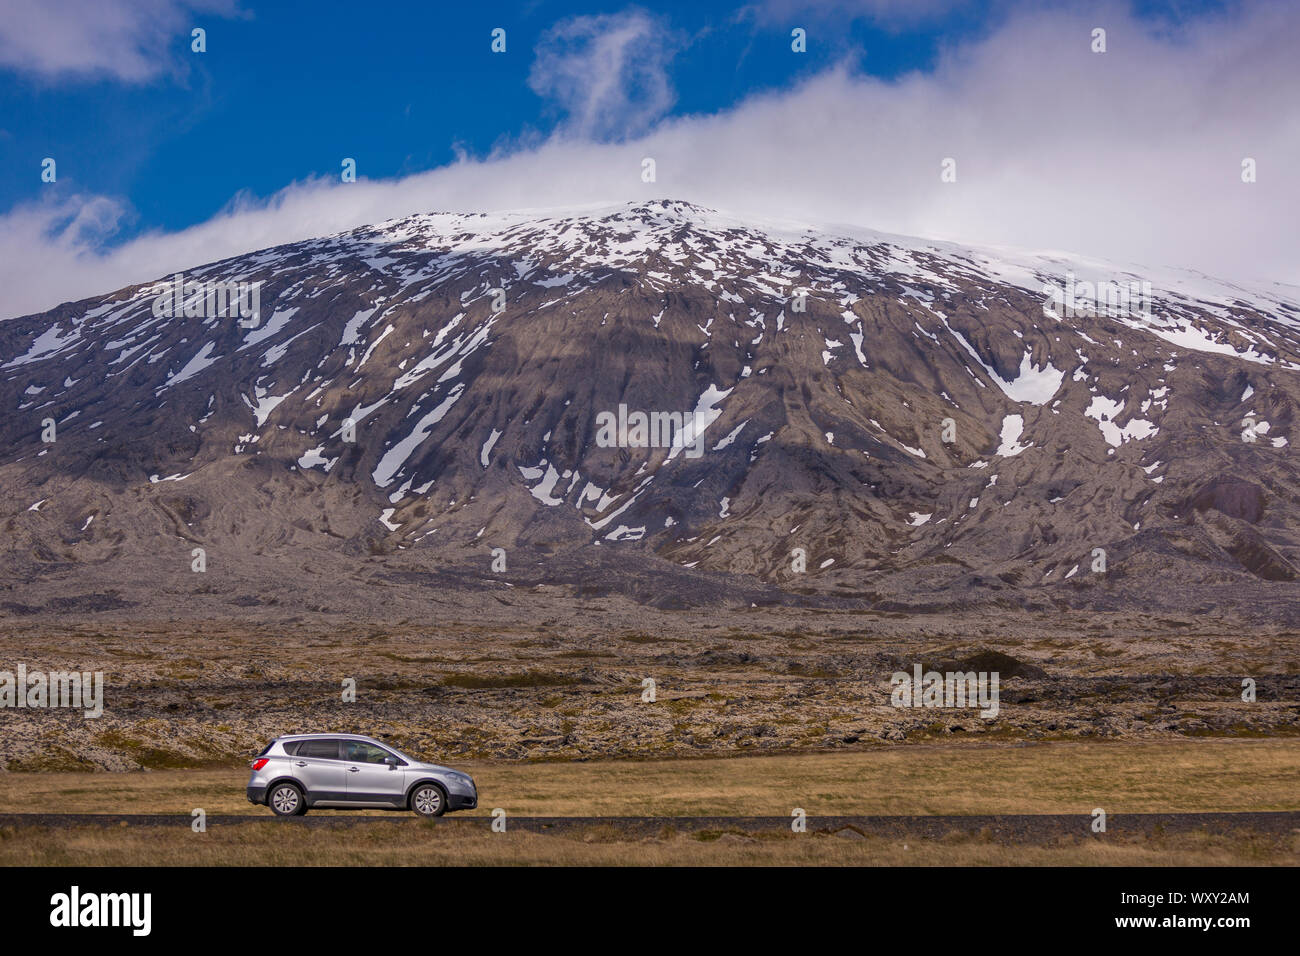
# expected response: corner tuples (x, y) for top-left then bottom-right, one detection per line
(3, 200), (1298, 616)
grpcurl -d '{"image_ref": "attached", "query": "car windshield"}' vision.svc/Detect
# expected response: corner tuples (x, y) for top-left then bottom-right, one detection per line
(385, 743), (417, 763)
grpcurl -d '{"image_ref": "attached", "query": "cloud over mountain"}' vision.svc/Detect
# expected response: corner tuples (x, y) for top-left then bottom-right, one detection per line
(1, 2), (1296, 321)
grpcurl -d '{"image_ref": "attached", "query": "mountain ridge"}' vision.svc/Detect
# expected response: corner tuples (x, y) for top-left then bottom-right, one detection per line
(3, 199), (1298, 620)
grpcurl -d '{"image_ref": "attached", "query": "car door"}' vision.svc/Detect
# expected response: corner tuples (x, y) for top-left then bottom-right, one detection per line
(290, 738), (349, 804)
(341, 740), (407, 806)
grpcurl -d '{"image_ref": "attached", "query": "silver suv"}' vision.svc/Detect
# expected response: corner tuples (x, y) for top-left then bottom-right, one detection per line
(246, 734), (477, 817)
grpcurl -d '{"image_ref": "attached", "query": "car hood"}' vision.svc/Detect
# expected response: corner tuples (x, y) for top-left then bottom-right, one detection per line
(409, 760), (461, 775)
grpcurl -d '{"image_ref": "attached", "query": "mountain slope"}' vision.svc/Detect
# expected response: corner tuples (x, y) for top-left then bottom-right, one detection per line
(3, 200), (1298, 617)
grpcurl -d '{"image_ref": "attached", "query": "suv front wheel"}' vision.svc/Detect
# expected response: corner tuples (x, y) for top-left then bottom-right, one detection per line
(269, 782), (306, 817)
(410, 783), (446, 817)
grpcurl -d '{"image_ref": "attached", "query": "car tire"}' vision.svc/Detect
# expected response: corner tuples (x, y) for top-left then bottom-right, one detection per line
(410, 783), (446, 818)
(269, 782), (306, 817)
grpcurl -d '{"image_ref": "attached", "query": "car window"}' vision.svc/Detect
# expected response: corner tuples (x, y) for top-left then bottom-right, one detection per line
(342, 741), (394, 764)
(298, 739), (341, 759)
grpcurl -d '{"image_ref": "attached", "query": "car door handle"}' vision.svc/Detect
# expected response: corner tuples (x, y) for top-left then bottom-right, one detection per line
(347, 766), (360, 772)
(294, 761), (307, 767)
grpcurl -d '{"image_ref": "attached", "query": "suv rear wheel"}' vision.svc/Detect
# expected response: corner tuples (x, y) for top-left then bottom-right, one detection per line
(269, 782), (306, 816)
(410, 783), (446, 817)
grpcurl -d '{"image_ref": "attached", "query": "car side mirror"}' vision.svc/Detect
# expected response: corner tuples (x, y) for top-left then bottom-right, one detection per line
(384, 756), (399, 768)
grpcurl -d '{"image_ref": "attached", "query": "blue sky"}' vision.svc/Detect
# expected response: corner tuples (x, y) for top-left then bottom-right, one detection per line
(0, 0), (1290, 319)
(1, 1), (990, 237)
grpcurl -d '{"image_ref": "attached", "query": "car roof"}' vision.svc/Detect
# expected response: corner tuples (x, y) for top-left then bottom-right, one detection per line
(277, 733), (385, 742)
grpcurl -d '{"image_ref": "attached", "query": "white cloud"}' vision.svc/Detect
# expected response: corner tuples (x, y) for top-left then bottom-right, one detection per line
(528, 10), (680, 141)
(0, 0), (239, 83)
(2, 2), (1297, 320)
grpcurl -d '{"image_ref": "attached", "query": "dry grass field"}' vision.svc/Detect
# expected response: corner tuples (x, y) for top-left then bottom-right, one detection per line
(1, 820), (1291, 867)
(1, 739), (1297, 865)
(2, 738), (1298, 816)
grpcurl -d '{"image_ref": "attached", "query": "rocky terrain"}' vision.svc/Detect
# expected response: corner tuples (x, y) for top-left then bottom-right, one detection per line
(1, 200), (1298, 621)
(2, 603), (1296, 771)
